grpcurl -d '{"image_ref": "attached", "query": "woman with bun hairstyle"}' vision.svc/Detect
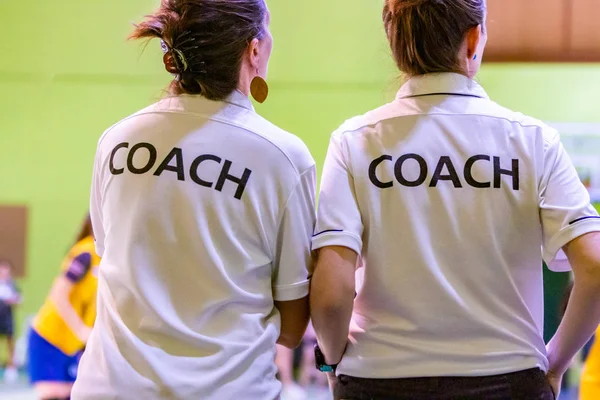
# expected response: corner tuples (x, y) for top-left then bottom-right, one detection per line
(310, 1), (600, 399)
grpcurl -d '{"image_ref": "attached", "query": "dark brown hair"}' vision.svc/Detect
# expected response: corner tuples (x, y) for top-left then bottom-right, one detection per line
(131, 0), (267, 101)
(74, 213), (93, 245)
(383, 0), (485, 76)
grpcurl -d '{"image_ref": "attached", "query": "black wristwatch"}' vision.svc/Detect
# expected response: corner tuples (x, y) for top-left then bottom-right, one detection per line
(314, 344), (338, 373)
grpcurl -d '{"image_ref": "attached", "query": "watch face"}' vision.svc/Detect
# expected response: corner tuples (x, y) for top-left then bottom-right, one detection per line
(318, 365), (335, 373)
(314, 344), (336, 373)
(314, 344), (326, 370)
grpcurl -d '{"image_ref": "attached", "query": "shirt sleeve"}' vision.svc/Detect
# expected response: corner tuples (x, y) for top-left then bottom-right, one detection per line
(311, 132), (364, 254)
(90, 149), (105, 257)
(272, 165), (317, 302)
(540, 134), (600, 267)
(546, 249), (571, 273)
(65, 252), (92, 283)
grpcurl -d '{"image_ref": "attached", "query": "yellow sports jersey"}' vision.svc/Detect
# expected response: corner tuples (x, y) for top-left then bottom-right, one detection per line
(33, 236), (100, 355)
(580, 326), (600, 400)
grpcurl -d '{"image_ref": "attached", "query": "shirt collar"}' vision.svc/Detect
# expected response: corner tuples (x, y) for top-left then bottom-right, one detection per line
(163, 90), (255, 113)
(223, 89), (255, 112)
(396, 73), (490, 100)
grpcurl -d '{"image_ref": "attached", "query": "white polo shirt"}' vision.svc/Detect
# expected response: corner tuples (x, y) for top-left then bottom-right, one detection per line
(312, 73), (600, 379)
(72, 91), (316, 400)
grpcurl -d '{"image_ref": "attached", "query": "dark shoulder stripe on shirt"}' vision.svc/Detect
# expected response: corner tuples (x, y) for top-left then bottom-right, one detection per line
(407, 93), (484, 99)
(65, 252), (92, 283)
(569, 216), (600, 225)
(312, 229), (344, 238)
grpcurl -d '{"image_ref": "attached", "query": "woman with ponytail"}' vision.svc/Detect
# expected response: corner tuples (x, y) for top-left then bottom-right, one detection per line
(72, 1), (315, 399)
(310, 1), (600, 399)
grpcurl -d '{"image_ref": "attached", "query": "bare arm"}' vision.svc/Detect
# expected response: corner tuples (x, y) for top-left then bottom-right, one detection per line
(310, 246), (357, 365)
(547, 232), (600, 376)
(275, 296), (310, 349)
(6, 284), (22, 306)
(49, 276), (91, 343)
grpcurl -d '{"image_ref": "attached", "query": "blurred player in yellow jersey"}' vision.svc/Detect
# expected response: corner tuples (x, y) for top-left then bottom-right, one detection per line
(580, 328), (600, 399)
(559, 277), (599, 400)
(27, 214), (100, 400)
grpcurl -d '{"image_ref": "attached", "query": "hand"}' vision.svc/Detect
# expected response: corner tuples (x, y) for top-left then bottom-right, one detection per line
(326, 371), (337, 394)
(547, 370), (563, 399)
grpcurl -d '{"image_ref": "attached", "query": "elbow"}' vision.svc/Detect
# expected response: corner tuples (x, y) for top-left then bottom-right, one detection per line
(277, 333), (304, 350)
(573, 258), (600, 288)
(313, 301), (343, 320)
(49, 289), (69, 310)
(576, 269), (600, 290)
(311, 294), (351, 323)
(49, 296), (67, 312)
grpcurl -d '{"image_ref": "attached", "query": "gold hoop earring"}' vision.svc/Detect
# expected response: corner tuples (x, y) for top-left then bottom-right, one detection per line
(250, 73), (269, 104)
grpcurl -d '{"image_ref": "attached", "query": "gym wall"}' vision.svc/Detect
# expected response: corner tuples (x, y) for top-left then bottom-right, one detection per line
(1, 0), (599, 331)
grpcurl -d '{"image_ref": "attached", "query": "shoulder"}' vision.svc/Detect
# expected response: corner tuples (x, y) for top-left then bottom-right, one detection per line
(66, 237), (95, 267)
(96, 103), (162, 150)
(72, 236), (96, 254)
(331, 102), (399, 141)
(478, 101), (559, 143)
(241, 112), (316, 175)
(63, 238), (97, 282)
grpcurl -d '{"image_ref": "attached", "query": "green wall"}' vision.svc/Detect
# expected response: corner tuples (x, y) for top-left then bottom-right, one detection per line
(1, 1), (600, 331)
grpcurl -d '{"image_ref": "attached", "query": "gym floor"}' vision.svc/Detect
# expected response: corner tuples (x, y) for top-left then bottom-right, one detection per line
(0, 380), (579, 400)
(0, 379), (333, 400)
(0, 378), (35, 400)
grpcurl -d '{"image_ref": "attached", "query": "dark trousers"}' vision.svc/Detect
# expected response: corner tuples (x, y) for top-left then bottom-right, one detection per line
(333, 368), (555, 400)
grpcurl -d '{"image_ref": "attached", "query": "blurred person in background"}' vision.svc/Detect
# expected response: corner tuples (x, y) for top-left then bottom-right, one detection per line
(276, 325), (328, 400)
(579, 327), (600, 399)
(560, 278), (600, 400)
(298, 322), (328, 389)
(276, 344), (305, 400)
(310, 0), (600, 399)
(27, 214), (99, 400)
(0, 259), (22, 383)
(72, 0), (314, 399)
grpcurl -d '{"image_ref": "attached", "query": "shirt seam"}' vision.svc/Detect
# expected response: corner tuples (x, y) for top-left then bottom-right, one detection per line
(335, 110), (550, 139)
(538, 134), (562, 205)
(169, 93), (255, 113)
(270, 166), (315, 260)
(98, 108), (305, 176)
(335, 133), (355, 179)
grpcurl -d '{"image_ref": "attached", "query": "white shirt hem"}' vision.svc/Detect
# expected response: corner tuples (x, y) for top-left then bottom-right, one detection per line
(273, 279), (310, 301)
(337, 357), (546, 379)
(311, 231), (362, 255)
(544, 218), (600, 264)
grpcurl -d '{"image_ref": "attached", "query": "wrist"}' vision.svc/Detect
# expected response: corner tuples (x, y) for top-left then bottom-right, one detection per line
(315, 344), (339, 373)
(547, 360), (568, 376)
(546, 343), (568, 375)
(324, 349), (342, 366)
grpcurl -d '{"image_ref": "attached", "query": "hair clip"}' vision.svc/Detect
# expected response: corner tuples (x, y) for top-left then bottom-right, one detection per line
(163, 53), (179, 75)
(160, 39), (170, 55)
(172, 48), (189, 72)
(178, 30), (192, 39)
(178, 36), (197, 49)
